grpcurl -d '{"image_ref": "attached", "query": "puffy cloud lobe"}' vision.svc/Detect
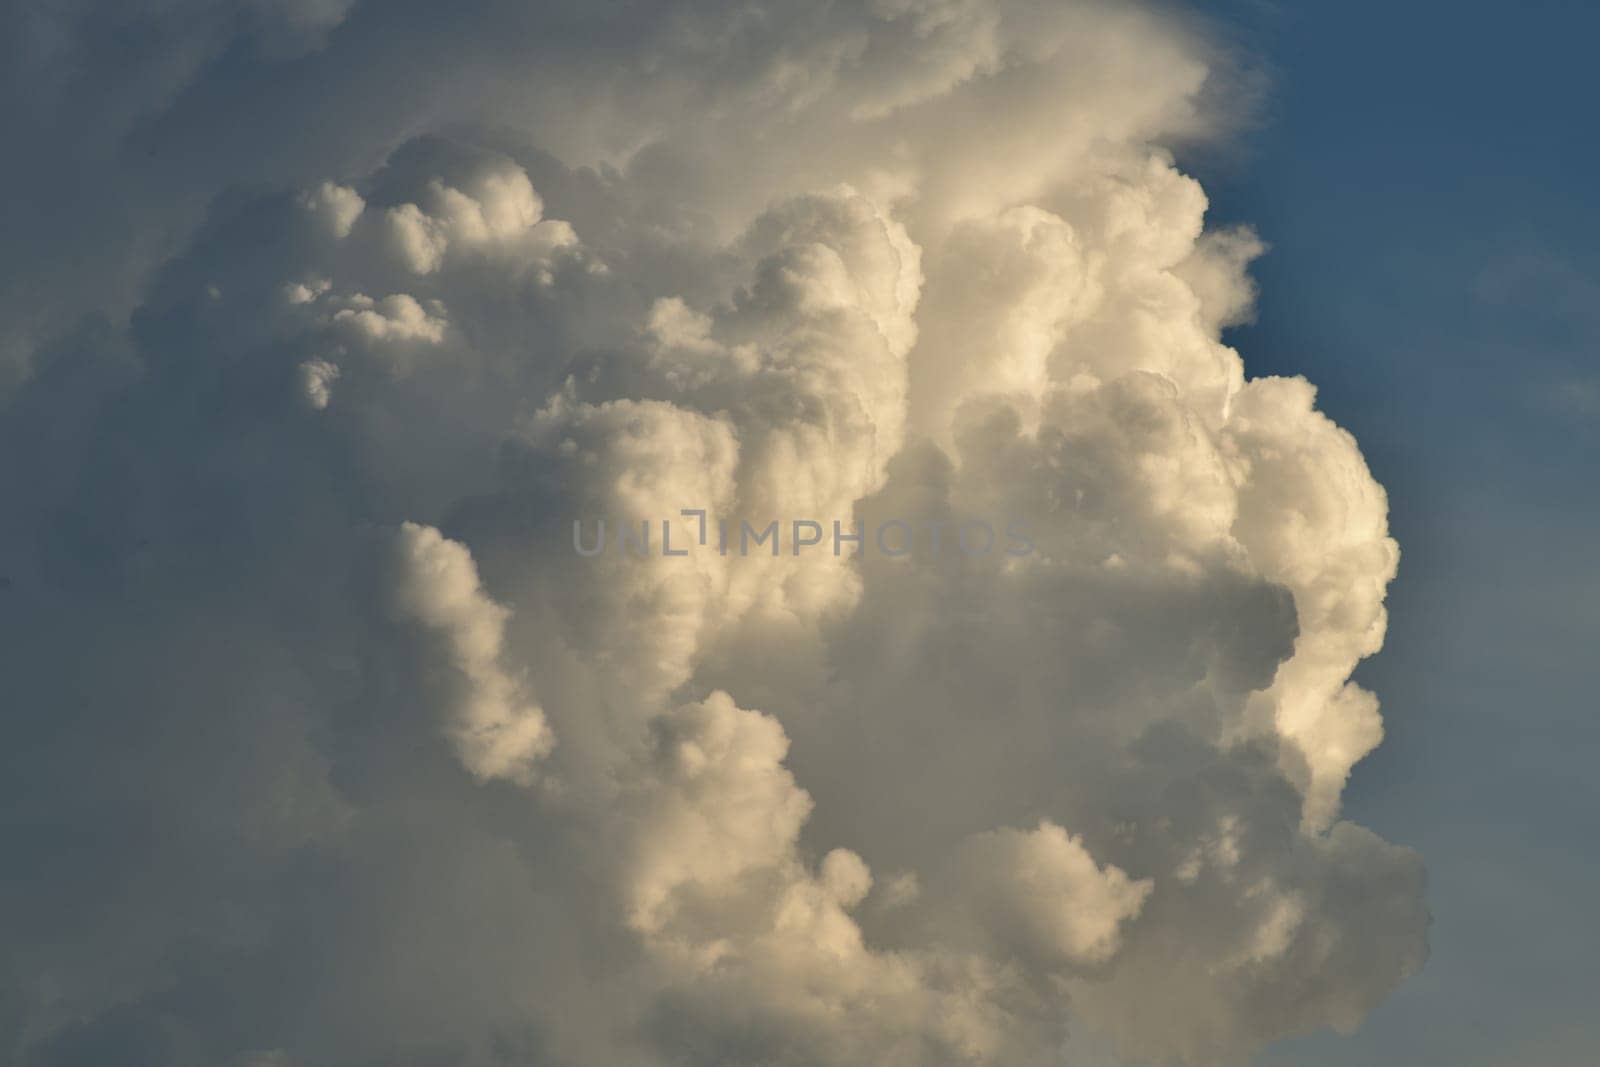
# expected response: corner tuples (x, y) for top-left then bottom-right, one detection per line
(391, 521), (554, 783)
(0, 2), (1426, 1066)
(619, 705), (1062, 1067)
(300, 181), (366, 239)
(1225, 376), (1400, 829)
(625, 691), (818, 935)
(933, 822), (1153, 970)
(384, 164), (581, 280)
(329, 292), (448, 345)
(297, 357), (339, 409)
(520, 392), (743, 710)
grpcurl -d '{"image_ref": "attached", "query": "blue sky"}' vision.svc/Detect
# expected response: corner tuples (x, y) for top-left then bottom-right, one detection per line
(1193, 2), (1600, 1062)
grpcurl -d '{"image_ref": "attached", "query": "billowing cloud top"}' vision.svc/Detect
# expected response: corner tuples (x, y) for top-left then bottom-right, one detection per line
(0, 2), (1426, 1065)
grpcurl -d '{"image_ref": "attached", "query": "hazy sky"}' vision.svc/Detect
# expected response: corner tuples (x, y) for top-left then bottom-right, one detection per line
(1, 2), (1594, 1065)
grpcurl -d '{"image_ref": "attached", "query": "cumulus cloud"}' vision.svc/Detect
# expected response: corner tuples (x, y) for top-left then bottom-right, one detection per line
(296, 356), (340, 408)
(383, 164), (581, 279)
(300, 181), (366, 240)
(0, 2), (1426, 1066)
(328, 292), (449, 345)
(931, 822), (1153, 970)
(391, 522), (555, 784)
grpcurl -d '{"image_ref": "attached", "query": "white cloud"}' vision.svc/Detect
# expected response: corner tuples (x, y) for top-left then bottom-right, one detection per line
(297, 357), (340, 409)
(391, 522), (554, 784)
(384, 163), (582, 279)
(0, 3), (1425, 1065)
(328, 292), (447, 345)
(300, 181), (365, 239)
(935, 821), (1153, 969)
